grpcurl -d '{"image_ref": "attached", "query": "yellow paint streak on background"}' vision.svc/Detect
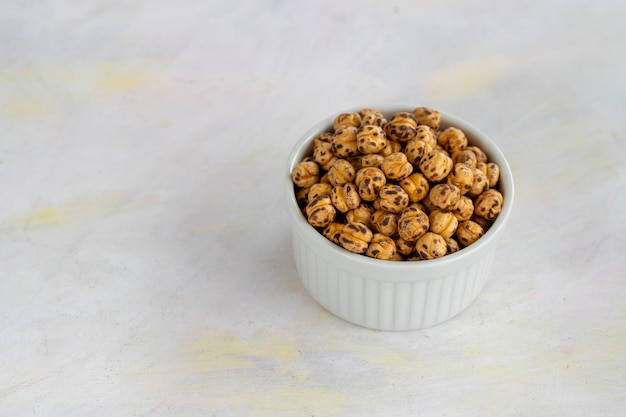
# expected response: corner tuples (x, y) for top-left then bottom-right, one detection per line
(182, 328), (300, 372)
(12, 192), (132, 230)
(423, 55), (518, 100)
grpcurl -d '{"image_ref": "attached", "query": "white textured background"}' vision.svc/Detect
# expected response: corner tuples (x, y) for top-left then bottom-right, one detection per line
(1, 0), (625, 415)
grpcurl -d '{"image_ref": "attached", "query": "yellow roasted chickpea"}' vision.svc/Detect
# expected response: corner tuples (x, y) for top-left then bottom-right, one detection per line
(437, 127), (468, 153)
(377, 184), (410, 213)
(428, 184), (461, 210)
(332, 126), (359, 158)
(322, 222), (345, 245)
(486, 162), (500, 187)
(371, 210), (399, 237)
(359, 108), (387, 127)
(415, 232), (447, 260)
(339, 222), (373, 254)
(399, 172), (430, 203)
(398, 206), (430, 242)
(333, 112), (361, 130)
(452, 149), (478, 169)
(446, 163), (474, 195)
(305, 194), (336, 228)
(346, 204), (373, 227)
(356, 125), (387, 154)
(366, 233), (397, 260)
(404, 138), (433, 165)
(331, 183), (361, 213)
(445, 237), (460, 254)
(467, 168), (489, 197)
(291, 160), (319, 188)
(328, 159), (356, 186)
(413, 107), (441, 131)
(308, 183), (333, 201)
(474, 189), (503, 221)
(451, 195), (474, 221)
(456, 220), (485, 247)
(381, 152), (413, 181)
(355, 167), (386, 201)
(313, 140), (337, 170)
(419, 150), (453, 182)
(428, 209), (459, 238)
(385, 111), (418, 142)
(360, 153), (384, 168)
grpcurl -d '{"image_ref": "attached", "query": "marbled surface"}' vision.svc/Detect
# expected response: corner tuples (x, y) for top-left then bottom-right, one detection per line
(2, 0), (626, 415)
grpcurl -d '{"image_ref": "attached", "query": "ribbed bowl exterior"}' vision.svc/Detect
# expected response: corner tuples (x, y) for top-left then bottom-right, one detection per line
(286, 104), (514, 331)
(291, 226), (496, 330)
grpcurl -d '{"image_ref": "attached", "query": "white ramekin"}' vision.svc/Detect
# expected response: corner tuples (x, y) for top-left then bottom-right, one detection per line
(285, 104), (514, 331)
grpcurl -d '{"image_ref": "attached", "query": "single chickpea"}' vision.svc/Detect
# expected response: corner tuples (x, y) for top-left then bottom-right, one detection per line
(404, 138), (433, 165)
(399, 172), (430, 203)
(355, 167), (386, 201)
(428, 184), (461, 210)
(437, 127), (468, 153)
(339, 222), (373, 254)
(456, 220), (485, 247)
(330, 183), (361, 213)
(332, 126), (359, 158)
(415, 232), (448, 260)
(366, 233), (397, 260)
(446, 163), (474, 195)
(385, 112), (418, 142)
(474, 189), (503, 221)
(359, 108), (387, 128)
(381, 152), (413, 181)
(451, 195), (474, 221)
(356, 125), (387, 154)
(397, 206), (430, 242)
(346, 204), (373, 227)
(305, 194), (336, 228)
(291, 160), (319, 188)
(413, 107), (441, 130)
(333, 112), (361, 131)
(419, 150), (453, 182)
(377, 184), (410, 213)
(327, 159), (356, 186)
(428, 209), (459, 238)
(322, 222), (345, 245)
(371, 210), (399, 237)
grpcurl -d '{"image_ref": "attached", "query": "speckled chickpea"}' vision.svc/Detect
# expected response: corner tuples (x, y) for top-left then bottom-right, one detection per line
(291, 160), (319, 188)
(413, 107), (441, 130)
(331, 183), (361, 213)
(451, 195), (474, 221)
(474, 189), (503, 221)
(445, 237), (460, 254)
(333, 112), (361, 131)
(399, 172), (430, 203)
(419, 150), (453, 182)
(346, 204), (373, 227)
(467, 145), (488, 163)
(415, 232), (447, 260)
(371, 210), (399, 237)
(360, 154), (384, 168)
(327, 159), (356, 186)
(429, 184), (461, 210)
(467, 168), (489, 197)
(385, 112), (418, 142)
(381, 152), (413, 181)
(437, 127), (468, 153)
(428, 209), (459, 238)
(475, 161), (487, 175)
(332, 126), (359, 158)
(377, 184), (410, 213)
(295, 186), (310, 208)
(378, 139), (402, 157)
(394, 236), (416, 256)
(322, 222), (344, 245)
(339, 222), (373, 254)
(356, 125), (387, 154)
(359, 108), (387, 128)
(366, 233), (397, 260)
(404, 138), (433, 165)
(414, 125), (438, 148)
(446, 163), (474, 195)
(456, 220), (485, 247)
(308, 183), (333, 201)
(313, 132), (333, 146)
(313, 140), (337, 170)
(486, 162), (500, 187)
(355, 167), (386, 201)
(452, 149), (477, 169)
(305, 194), (336, 228)
(398, 206), (430, 242)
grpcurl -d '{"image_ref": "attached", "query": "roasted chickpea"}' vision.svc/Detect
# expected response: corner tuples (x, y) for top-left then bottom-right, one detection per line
(331, 183), (361, 213)
(339, 222), (373, 254)
(291, 160), (319, 188)
(332, 126), (359, 158)
(355, 167), (386, 201)
(428, 184), (461, 210)
(398, 206), (430, 241)
(381, 152), (413, 181)
(399, 172), (430, 203)
(419, 150), (453, 182)
(356, 125), (387, 154)
(415, 232), (447, 260)
(377, 184), (410, 213)
(385, 112), (418, 142)
(413, 107), (441, 130)
(371, 210), (399, 237)
(305, 194), (336, 228)
(474, 189), (503, 221)
(456, 220), (485, 247)
(437, 127), (468, 153)
(428, 209), (459, 238)
(366, 233), (397, 260)
(333, 112), (361, 130)
(328, 159), (356, 186)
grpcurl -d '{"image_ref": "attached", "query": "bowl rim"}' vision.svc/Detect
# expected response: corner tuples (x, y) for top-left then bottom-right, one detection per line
(285, 103), (514, 275)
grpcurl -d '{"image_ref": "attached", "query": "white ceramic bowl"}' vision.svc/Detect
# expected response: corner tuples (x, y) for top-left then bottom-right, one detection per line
(285, 104), (514, 331)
